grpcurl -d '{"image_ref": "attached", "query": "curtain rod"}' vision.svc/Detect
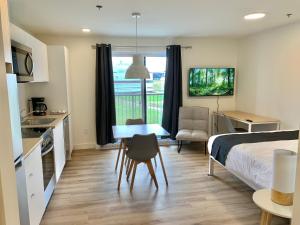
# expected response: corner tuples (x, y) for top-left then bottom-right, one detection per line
(91, 45), (192, 49)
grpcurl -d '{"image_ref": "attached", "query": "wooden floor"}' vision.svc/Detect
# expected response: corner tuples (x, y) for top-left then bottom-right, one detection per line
(41, 144), (289, 225)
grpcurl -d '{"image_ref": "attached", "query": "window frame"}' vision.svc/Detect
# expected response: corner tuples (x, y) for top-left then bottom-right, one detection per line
(112, 51), (166, 124)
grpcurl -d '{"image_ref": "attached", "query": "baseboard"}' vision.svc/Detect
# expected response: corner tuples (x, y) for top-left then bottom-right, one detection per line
(73, 143), (97, 150)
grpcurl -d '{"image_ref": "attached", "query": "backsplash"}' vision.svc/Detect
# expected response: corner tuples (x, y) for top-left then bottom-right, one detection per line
(17, 83), (31, 116)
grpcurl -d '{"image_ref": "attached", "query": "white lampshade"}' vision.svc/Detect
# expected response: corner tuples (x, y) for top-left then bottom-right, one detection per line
(125, 54), (150, 79)
(272, 149), (297, 193)
(271, 149), (297, 205)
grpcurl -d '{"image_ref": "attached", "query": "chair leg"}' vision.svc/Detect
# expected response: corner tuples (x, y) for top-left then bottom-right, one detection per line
(126, 158), (131, 175)
(177, 140), (183, 153)
(117, 147), (126, 190)
(127, 159), (134, 181)
(115, 140), (123, 171)
(130, 161), (138, 192)
(158, 148), (168, 185)
(153, 157), (157, 168)
(146, 160), (158, 189)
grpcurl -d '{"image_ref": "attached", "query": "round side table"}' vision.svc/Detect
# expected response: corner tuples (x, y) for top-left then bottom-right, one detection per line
(253, 189), (292, 225)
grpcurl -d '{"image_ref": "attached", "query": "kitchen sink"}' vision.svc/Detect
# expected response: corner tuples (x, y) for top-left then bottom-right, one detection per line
(21, 118), (56, 126)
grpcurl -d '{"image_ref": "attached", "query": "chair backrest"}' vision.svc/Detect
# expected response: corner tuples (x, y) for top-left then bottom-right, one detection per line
(223, 116), (236, 133)
(178, 107), (209, 131)
(126, 118), (144, 125)
(126, 133), (158, 162)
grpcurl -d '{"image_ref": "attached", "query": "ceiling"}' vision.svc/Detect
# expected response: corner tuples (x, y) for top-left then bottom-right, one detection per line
(9, 0), (300, 37)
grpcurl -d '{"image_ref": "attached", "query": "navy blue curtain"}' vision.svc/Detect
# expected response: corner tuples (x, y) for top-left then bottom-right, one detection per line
(95, 44), (116, 145)
(162, 45), (182, 139)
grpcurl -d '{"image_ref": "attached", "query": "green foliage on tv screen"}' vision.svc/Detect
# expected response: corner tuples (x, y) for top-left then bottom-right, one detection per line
(189, 68), (235, 96)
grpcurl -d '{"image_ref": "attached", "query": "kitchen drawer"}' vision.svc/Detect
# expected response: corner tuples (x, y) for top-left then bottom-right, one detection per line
(24, 144), (45, 225)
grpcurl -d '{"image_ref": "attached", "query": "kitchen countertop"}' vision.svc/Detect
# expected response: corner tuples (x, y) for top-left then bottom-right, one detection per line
(22, 138), (42, 158)
(22, 112), (69, 128)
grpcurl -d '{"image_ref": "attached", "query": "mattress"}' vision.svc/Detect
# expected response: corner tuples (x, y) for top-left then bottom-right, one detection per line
(208, 132), (298, 189)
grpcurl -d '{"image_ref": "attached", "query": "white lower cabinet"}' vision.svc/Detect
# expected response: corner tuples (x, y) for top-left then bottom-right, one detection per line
(53, 121), (66, 182)
(24, 145), (45, 225)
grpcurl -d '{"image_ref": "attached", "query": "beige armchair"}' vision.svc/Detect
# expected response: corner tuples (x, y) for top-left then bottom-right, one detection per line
(176, 106), (209, 154)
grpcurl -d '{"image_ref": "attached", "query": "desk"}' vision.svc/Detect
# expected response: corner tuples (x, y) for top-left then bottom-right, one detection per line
(213, 111), (280, 134)
(113, 124), (170, 190)
(253, 189), (292, 225)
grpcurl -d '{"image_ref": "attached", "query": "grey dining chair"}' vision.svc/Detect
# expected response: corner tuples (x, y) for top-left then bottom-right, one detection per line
(115, 118), (144, 172)
(125, 133), (159, 192)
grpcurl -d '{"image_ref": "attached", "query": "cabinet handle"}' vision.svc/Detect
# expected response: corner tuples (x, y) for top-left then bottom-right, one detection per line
(31, 193), (35, 199)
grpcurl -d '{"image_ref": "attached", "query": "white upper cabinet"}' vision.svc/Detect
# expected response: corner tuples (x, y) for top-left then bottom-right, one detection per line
(0, 0), (12, 65)
(10, 23), (49, 82)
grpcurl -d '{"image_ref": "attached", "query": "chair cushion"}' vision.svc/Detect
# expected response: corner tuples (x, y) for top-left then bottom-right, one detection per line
(176, 129), (208, 141)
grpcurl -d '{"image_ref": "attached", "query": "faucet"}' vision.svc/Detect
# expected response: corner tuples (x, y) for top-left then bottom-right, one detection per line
(20, 109), (27, 122)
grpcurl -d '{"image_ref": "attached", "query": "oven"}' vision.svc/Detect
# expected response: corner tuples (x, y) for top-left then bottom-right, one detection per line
(40, 128), (56, 205)
(11, 40), (34, 82)
(22, 127), (56, 206)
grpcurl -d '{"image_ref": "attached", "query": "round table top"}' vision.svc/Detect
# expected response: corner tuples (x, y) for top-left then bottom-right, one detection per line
(253, 189), (293, 219)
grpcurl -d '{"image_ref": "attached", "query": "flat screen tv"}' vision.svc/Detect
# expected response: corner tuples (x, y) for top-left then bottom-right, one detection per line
(189, 68), (235, 96)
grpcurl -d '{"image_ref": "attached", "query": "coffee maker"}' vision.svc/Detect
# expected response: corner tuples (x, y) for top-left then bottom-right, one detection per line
(31, 97), (48, 116)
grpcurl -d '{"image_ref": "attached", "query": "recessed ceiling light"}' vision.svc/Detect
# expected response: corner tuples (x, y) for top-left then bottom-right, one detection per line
(244, 13), (266, 20)
(82, 28), (91, 33)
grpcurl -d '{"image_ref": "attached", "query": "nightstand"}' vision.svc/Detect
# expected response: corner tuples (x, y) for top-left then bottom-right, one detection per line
(253, 189), (292, 225)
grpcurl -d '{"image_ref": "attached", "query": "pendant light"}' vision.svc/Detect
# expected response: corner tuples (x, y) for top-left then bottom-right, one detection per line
(125, 12), (150, 79)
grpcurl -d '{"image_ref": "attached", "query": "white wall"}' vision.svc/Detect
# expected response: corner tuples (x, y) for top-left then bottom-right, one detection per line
(29, 35), (238, 149)
(237, 22), (300, 129)
(178, 37), (238, 133)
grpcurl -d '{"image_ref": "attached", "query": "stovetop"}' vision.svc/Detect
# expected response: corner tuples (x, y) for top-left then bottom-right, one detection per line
(21, 127), (50, 138)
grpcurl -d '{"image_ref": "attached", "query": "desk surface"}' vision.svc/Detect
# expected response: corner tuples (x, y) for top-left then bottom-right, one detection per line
(253, 189), (292, 219)
(216, 111), (280, 124)
(113, 124), (170, 139)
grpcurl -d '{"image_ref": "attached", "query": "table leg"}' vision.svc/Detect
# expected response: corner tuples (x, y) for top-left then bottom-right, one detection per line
(249, 124), (252, 133)
(277, 122), (280, 130)
(265, 212), (272, 225)
(117, 147), (126, 190)
(260, 210), (267, 225)
(260, 210), (272, 225)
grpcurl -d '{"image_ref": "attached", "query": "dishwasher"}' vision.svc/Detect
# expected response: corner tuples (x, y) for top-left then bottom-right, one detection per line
(63, 116), (70, 160)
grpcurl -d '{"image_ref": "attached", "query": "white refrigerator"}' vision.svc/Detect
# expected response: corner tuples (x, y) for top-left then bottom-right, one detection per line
(7, 74), (30, 225)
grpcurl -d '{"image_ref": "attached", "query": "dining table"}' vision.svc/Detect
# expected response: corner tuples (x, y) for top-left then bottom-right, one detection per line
(112, 124), (170, 190)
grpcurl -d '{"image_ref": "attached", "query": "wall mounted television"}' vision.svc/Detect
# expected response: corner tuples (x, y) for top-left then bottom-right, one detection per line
(188, 68), (235, 96)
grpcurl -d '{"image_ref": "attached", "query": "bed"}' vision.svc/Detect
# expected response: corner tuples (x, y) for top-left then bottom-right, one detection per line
(208, 130), (299, 190)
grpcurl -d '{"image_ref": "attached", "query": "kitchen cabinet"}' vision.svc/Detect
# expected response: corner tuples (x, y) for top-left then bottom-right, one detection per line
(24, 144), (45, 225)
(53, 121), (66, 182)
(27, 46), (73, 159)
(10, 23), (49, 82)
(0, 0), (12, 67)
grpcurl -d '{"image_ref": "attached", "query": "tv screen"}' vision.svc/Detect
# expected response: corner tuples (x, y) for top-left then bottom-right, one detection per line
(189, 68), (235, 96)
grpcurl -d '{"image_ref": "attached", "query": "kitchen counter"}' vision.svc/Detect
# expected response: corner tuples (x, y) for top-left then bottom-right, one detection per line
(22, 138), (42, 158)
(22, 113), (69, 128)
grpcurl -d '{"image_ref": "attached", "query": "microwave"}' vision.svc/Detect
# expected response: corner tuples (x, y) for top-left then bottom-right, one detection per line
(11, 40), (34, 82)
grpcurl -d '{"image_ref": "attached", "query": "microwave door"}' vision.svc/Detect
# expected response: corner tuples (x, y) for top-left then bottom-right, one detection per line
(25, 53), (33, 75)
(11, 41), (34, 82)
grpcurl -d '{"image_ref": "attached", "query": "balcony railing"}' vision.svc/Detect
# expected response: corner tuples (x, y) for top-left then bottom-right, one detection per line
(115, 92), (164, 125)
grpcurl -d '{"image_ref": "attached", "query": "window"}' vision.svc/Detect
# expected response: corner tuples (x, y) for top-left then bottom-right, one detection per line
(112, 56), (166, 125)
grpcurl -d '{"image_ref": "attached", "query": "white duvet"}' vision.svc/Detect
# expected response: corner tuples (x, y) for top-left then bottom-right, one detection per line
(208, 133), (298, 190)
